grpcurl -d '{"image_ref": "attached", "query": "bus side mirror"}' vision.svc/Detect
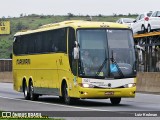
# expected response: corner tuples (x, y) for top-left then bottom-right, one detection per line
(74, 47), (79, 59)
(74, 41), (79, 59)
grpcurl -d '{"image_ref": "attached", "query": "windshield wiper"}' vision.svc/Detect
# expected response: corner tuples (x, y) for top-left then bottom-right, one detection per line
(95, 57), (108, 77)
(110, 51), (124, 78)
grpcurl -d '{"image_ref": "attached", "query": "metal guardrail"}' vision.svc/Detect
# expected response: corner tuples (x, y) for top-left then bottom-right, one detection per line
(136, 45), (160, 72)
(134, 31), (160, 72)
(0, 59), (12, 72)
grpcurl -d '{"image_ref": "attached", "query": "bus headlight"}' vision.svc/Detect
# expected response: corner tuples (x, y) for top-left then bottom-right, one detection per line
(82, 83), (89, 88)
(124, 83), (136, 88)
(79, 83), (95, 88)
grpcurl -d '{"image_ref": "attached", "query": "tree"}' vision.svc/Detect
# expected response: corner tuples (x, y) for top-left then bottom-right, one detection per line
(68, 13), (74, 17)
(20, 13), (23, 17)
(128, 13), (131, 16)
(16, 22), (28, 30)
(113, 13), (117, 17)
(98, 14), (103, 17)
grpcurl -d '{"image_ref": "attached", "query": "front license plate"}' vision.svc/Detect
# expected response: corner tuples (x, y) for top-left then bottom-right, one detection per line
(105, 91), (114, 95)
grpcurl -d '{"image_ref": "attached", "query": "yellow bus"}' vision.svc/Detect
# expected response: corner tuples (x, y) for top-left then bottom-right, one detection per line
(13, 20), (136, 105)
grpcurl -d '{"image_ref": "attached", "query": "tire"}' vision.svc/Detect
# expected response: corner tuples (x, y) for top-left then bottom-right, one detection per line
(29, 81), (39, 101)
(23, 81), (30, 100)
(147, 25), (151, 33)
(110, 97), (121, 105)
(62, 83), (75, 105)
(59, 96), (64, 102)
(141, 25), (146, 33)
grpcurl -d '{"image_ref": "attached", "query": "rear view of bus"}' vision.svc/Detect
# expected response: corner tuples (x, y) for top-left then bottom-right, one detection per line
(13, 20), (136, 105)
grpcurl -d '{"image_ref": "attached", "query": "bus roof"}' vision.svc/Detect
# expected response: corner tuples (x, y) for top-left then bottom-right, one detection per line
(14, 20), (129, 36)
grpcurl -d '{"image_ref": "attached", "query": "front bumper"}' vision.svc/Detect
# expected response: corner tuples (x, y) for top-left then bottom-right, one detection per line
(78, 87), (136, 99)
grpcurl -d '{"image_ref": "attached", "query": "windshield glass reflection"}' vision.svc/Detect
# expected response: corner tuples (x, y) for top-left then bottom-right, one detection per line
(77, 29), (136, 78)
(107, 29), (136, 77)
(78, 30), (108, 77)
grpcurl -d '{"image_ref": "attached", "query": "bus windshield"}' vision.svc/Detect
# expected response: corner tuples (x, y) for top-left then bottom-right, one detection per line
(77, 29), (136, 79)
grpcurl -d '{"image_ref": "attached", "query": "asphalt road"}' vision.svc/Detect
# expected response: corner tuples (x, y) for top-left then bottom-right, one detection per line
(0, 83), (160, 119)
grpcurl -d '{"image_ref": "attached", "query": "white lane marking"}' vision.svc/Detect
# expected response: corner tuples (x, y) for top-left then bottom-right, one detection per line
(0, 96), (108, 111)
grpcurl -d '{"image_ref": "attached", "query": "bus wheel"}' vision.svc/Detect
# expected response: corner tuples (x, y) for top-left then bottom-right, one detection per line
(59, 96), (64, 102)
(23, 81), (30, 100)
(63, 83), (74, 105)
(29, 81), (39, 101)
(110, 97), (121, 105)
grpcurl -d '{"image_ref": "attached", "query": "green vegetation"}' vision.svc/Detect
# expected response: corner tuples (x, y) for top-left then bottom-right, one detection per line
(0, 14), (137, 58)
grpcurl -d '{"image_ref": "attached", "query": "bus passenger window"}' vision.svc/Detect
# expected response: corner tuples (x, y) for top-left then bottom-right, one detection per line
(51, 44), (58, 52)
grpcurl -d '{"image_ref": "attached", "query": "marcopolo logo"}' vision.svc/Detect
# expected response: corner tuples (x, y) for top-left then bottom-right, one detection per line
(108, 83), (111, 87)
(16, 59), (30, 65)
(1, 112), (12, 118)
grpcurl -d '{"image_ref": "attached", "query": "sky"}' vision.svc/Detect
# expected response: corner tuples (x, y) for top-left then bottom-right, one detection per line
(0, 0), (160, 18)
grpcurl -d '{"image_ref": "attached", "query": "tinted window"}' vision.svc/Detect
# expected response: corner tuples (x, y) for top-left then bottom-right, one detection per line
(35, 33), (43, 53)
(147, 12), (152, 17)
(156, 11), (160, 17)
(13, 28), (67, 55)
(57, 28), (67, 52)
(135, 15), (140, 21)
(152, 11), (157, 17)
(28, 34), (35, 54)
(13, 37), (21, 55)
(139, 14), (144, 20)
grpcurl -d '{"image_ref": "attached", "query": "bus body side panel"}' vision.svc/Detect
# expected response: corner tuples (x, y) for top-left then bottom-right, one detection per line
(13, 55), (30, 92)
(56, 53), (76, 97)
(13, 53), (60, 95)
(30, 54), (59, 95)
